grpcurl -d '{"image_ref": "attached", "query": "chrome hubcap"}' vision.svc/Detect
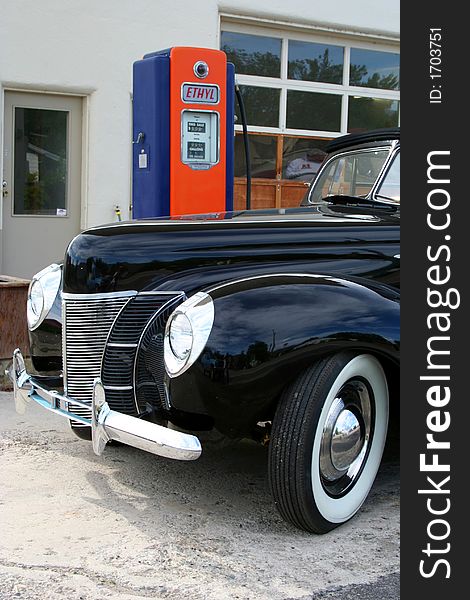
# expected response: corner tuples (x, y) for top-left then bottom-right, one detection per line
(319, 379), (374, 497)
(331, 409), (362, 471)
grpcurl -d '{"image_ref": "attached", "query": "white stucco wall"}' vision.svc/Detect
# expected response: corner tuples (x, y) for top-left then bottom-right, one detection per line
(0, 0), (399, 229)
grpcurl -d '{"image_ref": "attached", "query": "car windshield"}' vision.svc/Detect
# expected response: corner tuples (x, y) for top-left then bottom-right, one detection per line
(308, 149), (390, 203)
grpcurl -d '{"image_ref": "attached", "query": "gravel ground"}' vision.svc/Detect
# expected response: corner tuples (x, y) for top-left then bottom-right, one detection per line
(0, 391), (400, 599)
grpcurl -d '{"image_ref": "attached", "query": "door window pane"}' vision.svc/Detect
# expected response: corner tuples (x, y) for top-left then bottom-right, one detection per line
(350, 49), (400, 90)
(234, 133), (277, 179)
(13, 107), (68, 216)
(235, 86), (281, 127)
(287, 91), (342, 132)
(282, 137), (328, 181)
(221, 31), (281, 77)
(288, 40), (343, 84)
(377, 152), (400, 202)
(348, 97), (399, 132)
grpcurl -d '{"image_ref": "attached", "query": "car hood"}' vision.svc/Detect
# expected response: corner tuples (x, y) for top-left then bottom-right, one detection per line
(63, 203), (400, 294)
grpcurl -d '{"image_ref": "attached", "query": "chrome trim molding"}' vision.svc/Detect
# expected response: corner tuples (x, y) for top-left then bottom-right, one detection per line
(103, 385), (134, 391)
(84, 218), (363, 232)
(206, 272), (340, 294)
(107, 343), (138, 348)
(139, 290), (186, 296)
(62, 291), (138, 301)
(9, 349), (202, 461)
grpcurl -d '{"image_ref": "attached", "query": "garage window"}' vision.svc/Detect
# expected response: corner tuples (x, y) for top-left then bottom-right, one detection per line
(221, 26), (399, 209)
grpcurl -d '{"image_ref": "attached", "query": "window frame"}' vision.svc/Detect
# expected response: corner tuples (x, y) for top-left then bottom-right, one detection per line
(373, 145), (400, 204)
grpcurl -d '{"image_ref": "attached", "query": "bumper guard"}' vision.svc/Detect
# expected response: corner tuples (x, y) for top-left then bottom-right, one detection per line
(9, 349), (202, 461)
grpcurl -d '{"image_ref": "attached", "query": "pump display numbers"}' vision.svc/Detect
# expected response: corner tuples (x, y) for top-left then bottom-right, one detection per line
(187, 121), (206, 133)
(181, 109), (219, 168)
(187, 141), (206, 159)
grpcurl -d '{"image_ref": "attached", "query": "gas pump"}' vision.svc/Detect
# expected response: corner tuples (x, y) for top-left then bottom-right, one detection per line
(132, 47), (235, 218)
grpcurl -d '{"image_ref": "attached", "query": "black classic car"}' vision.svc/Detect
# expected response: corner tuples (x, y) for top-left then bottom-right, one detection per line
(11, 128), (400, 534)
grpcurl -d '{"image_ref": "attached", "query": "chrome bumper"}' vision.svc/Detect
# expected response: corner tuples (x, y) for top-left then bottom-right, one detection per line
(9, 349), (202, 461)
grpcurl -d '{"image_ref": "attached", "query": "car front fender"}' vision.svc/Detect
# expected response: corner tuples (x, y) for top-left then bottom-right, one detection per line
(168, 273), (399, 438)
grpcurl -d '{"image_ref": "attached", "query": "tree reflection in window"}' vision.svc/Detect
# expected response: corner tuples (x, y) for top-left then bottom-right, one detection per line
(288, 41), (344, 84)
(348, 97), (399, 132)
(221, 31), (281, 78)
(350, 49), (399, 90)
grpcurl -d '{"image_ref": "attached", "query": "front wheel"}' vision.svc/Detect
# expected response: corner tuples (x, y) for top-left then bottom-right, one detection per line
(269, 352), (389, 534)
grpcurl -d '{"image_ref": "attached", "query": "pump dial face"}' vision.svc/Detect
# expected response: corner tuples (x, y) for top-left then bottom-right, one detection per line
(181, 110), (219, 168)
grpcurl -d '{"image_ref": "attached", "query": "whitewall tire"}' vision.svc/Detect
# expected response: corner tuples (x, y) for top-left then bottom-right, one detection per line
(269, 352), (389, 533)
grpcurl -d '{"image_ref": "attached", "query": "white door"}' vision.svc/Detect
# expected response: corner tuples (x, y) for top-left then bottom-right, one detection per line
(1, 91), (82, 278)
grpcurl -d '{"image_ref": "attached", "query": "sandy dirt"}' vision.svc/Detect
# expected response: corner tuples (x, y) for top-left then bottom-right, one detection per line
(0, 392), (399, 599)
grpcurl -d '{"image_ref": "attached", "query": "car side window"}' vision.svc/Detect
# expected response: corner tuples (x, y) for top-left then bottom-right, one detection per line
(309, 149), (390, 203)
(376, 152), (400, 203)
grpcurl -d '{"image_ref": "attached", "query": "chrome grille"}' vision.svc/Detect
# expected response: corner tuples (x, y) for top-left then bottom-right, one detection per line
(102, 293), (184, 415)
(63, 292), (135, 425)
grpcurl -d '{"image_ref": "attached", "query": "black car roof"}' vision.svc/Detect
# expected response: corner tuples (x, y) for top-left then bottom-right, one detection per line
(325, 128), (400, 153)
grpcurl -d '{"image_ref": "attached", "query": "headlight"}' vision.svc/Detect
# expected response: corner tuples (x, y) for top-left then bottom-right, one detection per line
(27, 263), (62, 330)
(169, 313), (193, 361)
(164, 292), (214, 377)
(28, 280), (44, 321)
